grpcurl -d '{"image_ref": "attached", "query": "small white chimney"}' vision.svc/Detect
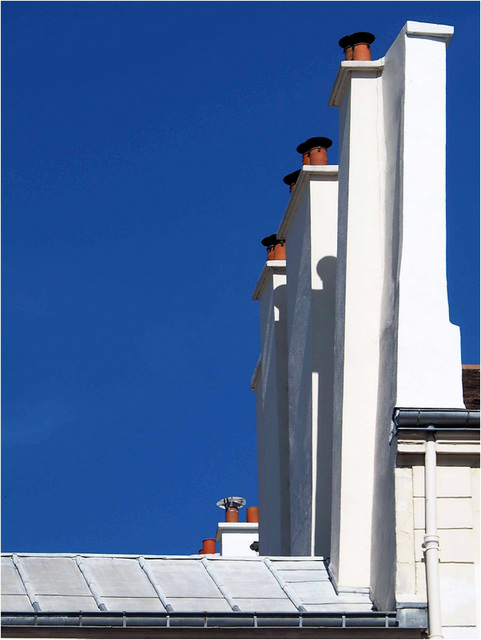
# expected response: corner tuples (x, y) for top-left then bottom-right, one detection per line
(215, 497), (259, 557)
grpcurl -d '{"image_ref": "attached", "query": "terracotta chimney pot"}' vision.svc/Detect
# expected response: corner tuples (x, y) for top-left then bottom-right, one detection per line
(309, 146), (328, 165)
(302, 152), (311, 165)
(338, 34), (353, 61)
(246, 506), (259, 523)
(201, 539), (216, 554)
(273, 240), (286, 260)
(283, 169), (301, 194)
(261, 234), (277, 261)
(339, 32), (375, 61)
(262, 235), (286, 261)
(296, 137), (332, 166)
(225, 507), (239, 522)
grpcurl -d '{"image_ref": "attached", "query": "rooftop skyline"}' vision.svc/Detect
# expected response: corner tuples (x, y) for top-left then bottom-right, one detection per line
(2, 1), (479, 556)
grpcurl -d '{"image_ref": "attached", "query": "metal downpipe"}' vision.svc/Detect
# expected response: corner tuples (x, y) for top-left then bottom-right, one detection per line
(423, 428), (443, 639)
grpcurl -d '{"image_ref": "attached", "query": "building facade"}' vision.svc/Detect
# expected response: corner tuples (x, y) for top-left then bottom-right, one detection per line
(252, 21), (480, 639)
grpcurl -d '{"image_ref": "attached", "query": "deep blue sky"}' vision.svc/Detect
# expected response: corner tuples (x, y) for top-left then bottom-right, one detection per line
(2, 2), (479, 555)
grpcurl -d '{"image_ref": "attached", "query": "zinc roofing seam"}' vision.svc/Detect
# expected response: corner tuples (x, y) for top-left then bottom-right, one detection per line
(11, 555), (40, 612)
(263, 558), (306, 612)
(138, 557), (172, 612)
(75, 556), (106, 611)
(201, 557), (239, 611)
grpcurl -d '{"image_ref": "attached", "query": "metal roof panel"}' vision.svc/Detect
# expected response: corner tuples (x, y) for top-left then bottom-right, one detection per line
(234, 598), (298, 612)
(269, 560), (327, 571)
(277, 570), (329, 583)
(1, 595), (33, 611)
(102, 597), (167, 612)
(82, 558), (156, 598)
(304, 602), (374, 612)
(287, 580), (345, 604)
(212, 561), (285, 598)
(145, 559), (221, 598)
(21, 557), (92, 596)
(1, 558), (26, 596)
(166, 598), (233, 612)
(36, 595), (100, 612)
(1, 555), (373, 615)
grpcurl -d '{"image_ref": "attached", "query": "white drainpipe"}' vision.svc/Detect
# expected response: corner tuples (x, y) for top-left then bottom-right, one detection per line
(422, 427), (443, 639)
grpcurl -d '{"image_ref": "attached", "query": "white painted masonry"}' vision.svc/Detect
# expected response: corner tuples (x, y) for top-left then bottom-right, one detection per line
(252, 20), (478, 638)
(395, 24), (464, 409)
(215, 522), (259, 557)
(278, 166), (338, 557)
(252, 260), (289, 556)
(329, 59), (385, 591)
(328, 21), (467, 597)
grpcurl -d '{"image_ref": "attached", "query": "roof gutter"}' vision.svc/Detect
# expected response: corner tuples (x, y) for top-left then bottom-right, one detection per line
(1, 610), (406, 630)
(392, 409), (480, 439)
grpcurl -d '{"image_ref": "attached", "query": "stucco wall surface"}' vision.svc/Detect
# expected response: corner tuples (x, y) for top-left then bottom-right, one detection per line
(395, 25), (464, 409)
(285, 187), (315, 556)
(330, 22), (466, 603)
(308, 176), (338, 557)
(331, 69), (383, 590)
(255, 267), (289, 556)
(284, 172), (338, 557)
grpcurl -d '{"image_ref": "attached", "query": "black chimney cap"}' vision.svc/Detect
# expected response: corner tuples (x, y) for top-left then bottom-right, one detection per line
(296, 137), (333, 155)
(282, 169), (301, 186)
(338, 34), (353, 49)
(339, 32), (375, 48)
(261, 234), (277, 247)
(350, 31), (375, 45)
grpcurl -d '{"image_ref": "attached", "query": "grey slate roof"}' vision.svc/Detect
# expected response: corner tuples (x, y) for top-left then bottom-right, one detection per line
(2, 554), (373, 614)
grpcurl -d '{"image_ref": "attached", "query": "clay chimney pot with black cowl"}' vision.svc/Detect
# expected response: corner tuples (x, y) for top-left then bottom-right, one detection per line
(283, 169), (301, 194)
(261, 234), (286, 261)
(225, 506), (240, 522)
(338, 32), (375, 61)
(296, 136), (333, 166)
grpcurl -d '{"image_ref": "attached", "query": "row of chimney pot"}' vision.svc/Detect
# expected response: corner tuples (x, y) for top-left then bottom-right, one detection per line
(199, 506), (259, 555)
(338, 31), (375, 61)
(279, 31), (375, 198)
(205, 30), (377, 556)
(205, 34), (378, 554)
(283, 136), (333, 195)
(261, 234), (286, 261)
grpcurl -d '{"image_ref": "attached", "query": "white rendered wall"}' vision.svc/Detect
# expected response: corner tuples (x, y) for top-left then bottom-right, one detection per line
(308, 175), (338, 557)
(396, 24), (464, 409)
(371, 23), (465, 611)
(280, 168), (338, 556)
(329, 22), (465, 599)
(253, 263), (289, 556)
(216, 523), (259, 557)
(330, 68), (384, 590)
